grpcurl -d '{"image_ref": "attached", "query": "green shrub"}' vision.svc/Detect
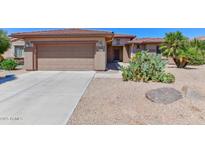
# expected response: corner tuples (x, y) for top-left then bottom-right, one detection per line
(121, 66), (133, 81)
(185, 47), (205, 65)
(121, 51), (175, 83)
(14, 58), (24, 65)
(160, 32), (205, 68)
(0, 59), (18, 70)
(155, 72), (175, 83)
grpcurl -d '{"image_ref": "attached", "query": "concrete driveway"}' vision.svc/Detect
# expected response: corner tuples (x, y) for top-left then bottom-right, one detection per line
(0, 71), (95, 125)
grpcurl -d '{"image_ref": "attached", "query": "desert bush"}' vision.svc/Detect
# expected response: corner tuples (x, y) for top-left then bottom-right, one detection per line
(0, 59), (18, 70)
(186, 47), (205, 65)
(189, 39), (205, 50)
(121, 51), (175, 83)
(14, 58), (24, 65)
(152, 72), (175, 83)
(0, 54), (4, 62)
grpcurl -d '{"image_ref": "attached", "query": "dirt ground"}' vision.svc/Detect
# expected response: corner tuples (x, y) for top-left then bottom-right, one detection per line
(68, 64), (205, 125)
(0, 66), (27, 77)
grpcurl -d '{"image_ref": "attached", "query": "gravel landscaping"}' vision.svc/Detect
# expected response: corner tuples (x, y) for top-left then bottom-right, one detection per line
(0, 66), (27, 77)
(68, 64), (205, 125)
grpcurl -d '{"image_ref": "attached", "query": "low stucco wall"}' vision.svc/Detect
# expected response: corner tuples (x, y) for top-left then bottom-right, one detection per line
(95, 51), (106, 70)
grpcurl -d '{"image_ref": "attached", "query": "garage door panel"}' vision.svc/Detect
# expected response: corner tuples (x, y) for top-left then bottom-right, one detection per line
(39, 51), (93, 58)
(38, 45), (94, 58)
(38, 58), (94, 70)
(37, 43), (95, 70)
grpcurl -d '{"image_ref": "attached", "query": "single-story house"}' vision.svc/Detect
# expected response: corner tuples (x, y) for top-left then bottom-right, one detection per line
(11, 29), (165, 71)
(128, 38), (164, 56)
(11, 29), (136, 71)
(3, 37), (25, 59)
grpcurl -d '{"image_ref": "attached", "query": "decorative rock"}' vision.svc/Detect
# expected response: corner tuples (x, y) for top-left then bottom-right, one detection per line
(146, 87), (183, 104)
(182, 86), (205, 102)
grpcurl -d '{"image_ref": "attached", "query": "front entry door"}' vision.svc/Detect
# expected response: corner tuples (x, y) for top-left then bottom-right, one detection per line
(114, 49), (120, 61)
(156, 46), (161, 54)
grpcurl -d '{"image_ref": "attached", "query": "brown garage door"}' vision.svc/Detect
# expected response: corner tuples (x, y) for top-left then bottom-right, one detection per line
(37, 43), (95, 70)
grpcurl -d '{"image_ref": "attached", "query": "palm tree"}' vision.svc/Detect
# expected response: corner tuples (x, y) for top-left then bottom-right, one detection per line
(160, 31), (189, 68)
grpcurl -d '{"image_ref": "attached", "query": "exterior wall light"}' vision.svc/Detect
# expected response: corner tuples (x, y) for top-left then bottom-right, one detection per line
(25, 41), (33, 48)
(96, 40), (105, 52)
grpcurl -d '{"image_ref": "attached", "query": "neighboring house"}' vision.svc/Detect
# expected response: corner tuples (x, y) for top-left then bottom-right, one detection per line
(3, 37), (25, 59)
(195, 36), (205, 41)
(11, 29), (162, 71)
(128, 38), (164, 56)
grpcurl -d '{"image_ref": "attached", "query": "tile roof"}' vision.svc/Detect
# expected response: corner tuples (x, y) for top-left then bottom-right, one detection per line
(195, 36), (205, 40)
(9, 37), (21, 42)
(10, 28), (114, 38)
(128, 38), (164, 44)
(114, 33), (135, 38)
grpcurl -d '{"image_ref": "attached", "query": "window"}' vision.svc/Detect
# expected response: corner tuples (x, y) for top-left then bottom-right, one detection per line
(116, 38), (120, 45)
(137, 45), (140, 49)
(14, 46), (24, 58)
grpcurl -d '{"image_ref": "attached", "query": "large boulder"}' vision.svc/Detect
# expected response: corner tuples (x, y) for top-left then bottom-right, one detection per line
(146, 87), (183, 104)
(182, 86), (205, 102)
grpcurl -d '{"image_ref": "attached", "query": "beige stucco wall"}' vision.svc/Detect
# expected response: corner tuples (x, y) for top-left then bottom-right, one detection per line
(24, 47), (33, 70)
(3, 40), (25, 58)
(94, 51), (106, 70)
(145, 44), (159, 52)
(130, 43), (161, 58)
(123, 46), (130, 63)
(24, 37), (107, 71)
(112, 38), (131, 46)
(130, 44), (140, 57)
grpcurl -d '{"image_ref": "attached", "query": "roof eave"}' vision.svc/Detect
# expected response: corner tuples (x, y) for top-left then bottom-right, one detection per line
(128, 41), (164, 44)
(114, 36), (136, 39)
(10, 33), (114, 39)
